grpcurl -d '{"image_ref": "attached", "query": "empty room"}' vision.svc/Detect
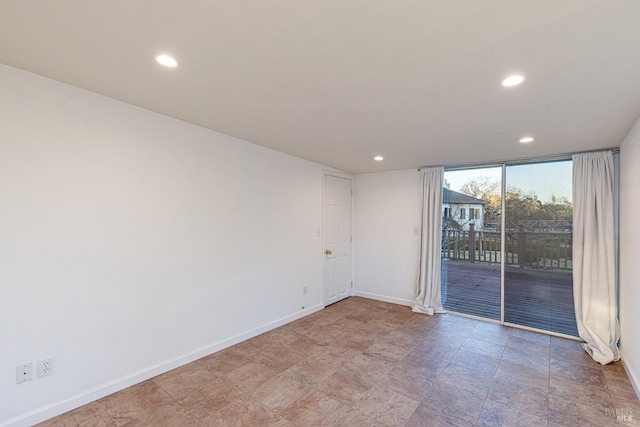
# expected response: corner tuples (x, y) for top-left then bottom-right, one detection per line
(3, 1), (640, 426)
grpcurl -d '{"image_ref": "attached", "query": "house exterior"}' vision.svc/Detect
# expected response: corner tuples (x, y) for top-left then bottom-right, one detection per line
(443, 187), (488, 231)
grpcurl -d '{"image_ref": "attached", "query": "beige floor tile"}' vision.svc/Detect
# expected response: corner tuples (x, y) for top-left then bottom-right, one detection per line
(549, 395), (616, 427)
(196, 346), (253, 376)
(606, 372), (640, 403)
(331, 331), (376, 351)
(279, 390), (349, 425)
(494, 360), (549, 393)
(506, 335), (550, 356)
(312, 345), (360, 366)
(152, 362), (218, 400)
(259, 328), (303, 346)
(98, 380), (176, 426)
(405, 410), (474, 426)
(324, 407), (382, 427)
(434, 320), (477, 338)
(396, 350), (451, 381)
(364, 339), (415, 362)
(251, 372), (314, 412)
(412, 382), (485, 425)
(120, 401), (205, 427)
(355, 386), (420, 426)
(224, 361), (282, 393)
(342, 351), (397, 383)
(469, 329), (511, 346)
(550, 340), (594, 367)
(461, 337), (506, 359)
(305, 324), (347, 346)
(603, 360), (628, 375)
(377, 366), (434, 401)
(384, 328), (424, 348)
(488, 377), (549, 419)
(439, 363), (495, 397)
(177, 376), (244, 420)
(255, 344), (306, 373)
(316, 369), (375, 406)
(550, 358), (606, 388)
(550, 375), (613, 412)
(450, 349), (500, 376)
(424, 329), (468, 350)
(285, 336), (327, 360)
(203, 393), (289, 427)
(289, 317), (324, 336)
(409, 340), (460, 362)
(478, 399), (547, 427)
(501, 346), (550, 371)
(281, 354), (341, 385)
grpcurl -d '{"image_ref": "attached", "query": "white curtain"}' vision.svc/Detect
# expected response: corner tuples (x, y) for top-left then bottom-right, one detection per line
(573, 151), (619, 364)
(413, 167), (446, 315)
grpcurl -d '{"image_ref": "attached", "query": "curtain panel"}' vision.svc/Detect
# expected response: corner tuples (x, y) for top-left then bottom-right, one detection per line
(413, 167), (446, 315)
(572, 151), (619, 364)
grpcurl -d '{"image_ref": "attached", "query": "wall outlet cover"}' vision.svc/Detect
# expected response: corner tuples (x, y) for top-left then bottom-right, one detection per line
(38, 358), (55, 378)
(16, 363), (33, 384)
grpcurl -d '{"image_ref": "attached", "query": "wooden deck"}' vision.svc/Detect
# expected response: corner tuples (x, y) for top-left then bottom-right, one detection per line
(442, 260), (578, 336)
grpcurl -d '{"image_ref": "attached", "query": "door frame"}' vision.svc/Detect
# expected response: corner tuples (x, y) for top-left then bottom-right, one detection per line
(322, 170), (355, 306)
(444, 160), (581, 340)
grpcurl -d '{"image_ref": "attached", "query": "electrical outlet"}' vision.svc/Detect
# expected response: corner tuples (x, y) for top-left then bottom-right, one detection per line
(16, 363), (33, 384)
(303, 286), (308, 296)
(38, 358), (55, 378)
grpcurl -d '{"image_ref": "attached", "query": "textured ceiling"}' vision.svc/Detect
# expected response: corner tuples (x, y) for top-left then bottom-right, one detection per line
(1, 0), (640, 173)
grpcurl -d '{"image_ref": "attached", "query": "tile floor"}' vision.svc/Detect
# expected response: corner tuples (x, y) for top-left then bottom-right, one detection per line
(38, 297), (640, 426)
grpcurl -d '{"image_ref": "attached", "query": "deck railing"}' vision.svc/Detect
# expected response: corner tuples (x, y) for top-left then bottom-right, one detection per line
(443, 223), (573, 270)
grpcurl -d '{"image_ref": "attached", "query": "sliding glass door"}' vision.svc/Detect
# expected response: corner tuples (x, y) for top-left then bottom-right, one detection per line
(504, 160), (577, 335)
(441, 160), (578, 337)
(442, 167), (502, 321)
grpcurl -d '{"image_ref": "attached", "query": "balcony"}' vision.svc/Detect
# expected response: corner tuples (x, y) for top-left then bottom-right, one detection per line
(441, 222), (578, 336)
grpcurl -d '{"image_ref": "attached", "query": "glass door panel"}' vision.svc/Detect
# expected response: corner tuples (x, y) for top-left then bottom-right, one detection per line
(504, 160), (578, 336)
(442, 167), (502, 320)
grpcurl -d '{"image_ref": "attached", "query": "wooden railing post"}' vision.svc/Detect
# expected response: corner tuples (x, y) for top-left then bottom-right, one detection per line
(469, 223), (476, 263)
(518, 224), (526, 268)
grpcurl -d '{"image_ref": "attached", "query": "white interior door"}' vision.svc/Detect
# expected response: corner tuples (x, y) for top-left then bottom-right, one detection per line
(323, 174), (353, 305)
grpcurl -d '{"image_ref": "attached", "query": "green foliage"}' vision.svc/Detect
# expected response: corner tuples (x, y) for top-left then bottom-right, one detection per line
(458, 177), (572, 226)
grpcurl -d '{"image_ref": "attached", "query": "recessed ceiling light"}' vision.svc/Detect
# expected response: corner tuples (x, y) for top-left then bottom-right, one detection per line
(374, 156), (384, 161)
(519, 136), (534, 143)
(155, 54), (178, 68)
(502, 74), (526, 87)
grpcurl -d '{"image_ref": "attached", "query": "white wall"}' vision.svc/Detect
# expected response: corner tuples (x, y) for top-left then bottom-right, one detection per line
(354, 170), (421, 305)
(0, 64), (328, 426)
(619, 116), (640, 394)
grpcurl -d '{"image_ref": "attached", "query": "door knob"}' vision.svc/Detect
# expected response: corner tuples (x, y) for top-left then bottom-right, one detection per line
(325, 249), (332, 255)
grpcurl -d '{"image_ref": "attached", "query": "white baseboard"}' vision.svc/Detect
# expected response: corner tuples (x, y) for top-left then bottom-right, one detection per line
(354, 290), (414, 307)
(620, 350), (640, 401)
(2, 304), (323, 427)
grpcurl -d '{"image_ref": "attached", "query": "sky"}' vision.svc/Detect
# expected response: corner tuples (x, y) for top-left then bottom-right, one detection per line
(444, 160), (572, 203)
